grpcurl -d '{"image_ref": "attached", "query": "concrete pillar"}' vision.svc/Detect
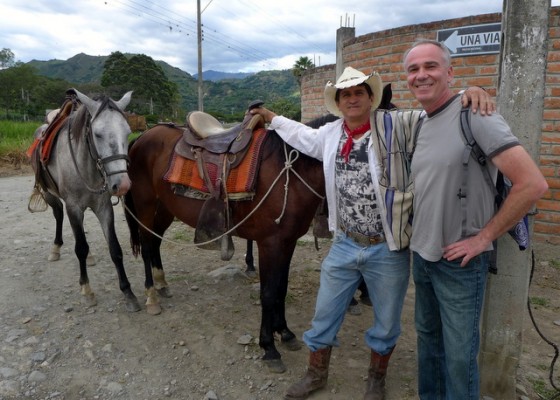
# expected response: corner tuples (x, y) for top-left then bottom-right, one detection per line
(479, 0), (550, 398)
(336, 27), (355, 80)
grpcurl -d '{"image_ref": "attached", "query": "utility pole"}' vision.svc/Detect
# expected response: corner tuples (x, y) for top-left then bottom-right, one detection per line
(197, 0), (203, 111)
(479, 0), (550, 398)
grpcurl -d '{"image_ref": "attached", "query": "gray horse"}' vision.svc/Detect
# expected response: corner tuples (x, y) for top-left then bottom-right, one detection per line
(30, 89), (141, 312)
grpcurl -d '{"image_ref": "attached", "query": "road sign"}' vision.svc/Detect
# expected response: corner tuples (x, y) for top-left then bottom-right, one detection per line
(437, 23), (502, 57)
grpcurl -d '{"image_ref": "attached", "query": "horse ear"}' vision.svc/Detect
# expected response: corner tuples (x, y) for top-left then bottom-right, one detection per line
(72, 88), (100, 116)
(378, 83), (395, 110)
(115, 91), (133, 111)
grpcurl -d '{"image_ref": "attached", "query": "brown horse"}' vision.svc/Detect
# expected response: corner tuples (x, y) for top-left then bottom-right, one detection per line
(123, 113), (336, 373)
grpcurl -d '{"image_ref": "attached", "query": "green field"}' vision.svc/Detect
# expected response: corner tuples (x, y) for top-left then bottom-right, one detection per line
(0, 120), (37, 156)
(0, 120), (39, 168)
(0, 121), (143, 165)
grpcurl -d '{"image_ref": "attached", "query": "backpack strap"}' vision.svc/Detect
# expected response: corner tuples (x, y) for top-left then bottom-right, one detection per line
(459, 106), (504, 273)
(459, 106), (499, 237)
(460, 106), (486, 167)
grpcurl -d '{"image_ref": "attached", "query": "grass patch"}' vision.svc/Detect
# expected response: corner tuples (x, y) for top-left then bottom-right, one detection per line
(166, 274), (189, 283)
(529, 296), (549, 307)
(550, 259), (560, 270)
(0, 120), (37, 158)
(296, 239), (315, 247)
(171, 230), (192, 242)
(284, 291), (297, 304)
(129, 131), (143, 142)
(528, 377), (557, 398)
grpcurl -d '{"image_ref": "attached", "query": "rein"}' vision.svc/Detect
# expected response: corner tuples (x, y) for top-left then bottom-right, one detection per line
(122, 142), (325, 247)
(68, 100), (129, 194)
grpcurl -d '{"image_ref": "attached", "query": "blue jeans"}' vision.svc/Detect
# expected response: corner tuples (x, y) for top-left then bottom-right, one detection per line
(413, 251), (489, 400)
(303, 232), (410, 355)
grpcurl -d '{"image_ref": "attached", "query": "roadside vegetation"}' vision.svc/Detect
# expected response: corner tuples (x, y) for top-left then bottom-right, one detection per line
(0, 120), (144, 169)
(0, 120), (37, 166)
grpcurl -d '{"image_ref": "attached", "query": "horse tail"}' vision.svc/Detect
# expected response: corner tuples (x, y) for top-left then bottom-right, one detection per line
(123, 190), (141, 258)
(124, 138), (141, 258)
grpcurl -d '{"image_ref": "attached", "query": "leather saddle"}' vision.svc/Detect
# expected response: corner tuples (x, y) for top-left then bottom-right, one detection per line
(173, 101), (266, 261)
(175, 109), (265, 171)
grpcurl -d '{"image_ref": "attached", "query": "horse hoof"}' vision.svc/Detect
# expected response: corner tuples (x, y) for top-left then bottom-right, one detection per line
(157, 287), (172, 298)
(146, 304), (162, 315)
(281, 337), (302, 351)
(245, 270), (258, 279)
(263, 359), (286, 374)
(125, 298), (142, 313)
(82, 294), (97, 308)
(48, 253), (60, 261)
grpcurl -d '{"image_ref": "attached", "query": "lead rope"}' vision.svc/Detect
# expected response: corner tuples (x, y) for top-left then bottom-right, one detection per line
(121, 142), (325, 247)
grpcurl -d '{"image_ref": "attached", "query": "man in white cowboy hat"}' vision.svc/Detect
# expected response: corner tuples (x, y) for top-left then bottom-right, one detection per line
(251, 66), (492, 400)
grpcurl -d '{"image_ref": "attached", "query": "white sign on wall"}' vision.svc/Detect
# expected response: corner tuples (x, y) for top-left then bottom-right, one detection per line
(437, 23), (502, 57)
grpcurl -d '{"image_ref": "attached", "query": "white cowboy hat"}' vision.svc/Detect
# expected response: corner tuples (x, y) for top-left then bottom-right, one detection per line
(324, 66), (383, 117)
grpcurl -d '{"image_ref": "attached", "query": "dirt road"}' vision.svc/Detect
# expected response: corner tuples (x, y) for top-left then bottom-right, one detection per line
(0, 173), (558, 399)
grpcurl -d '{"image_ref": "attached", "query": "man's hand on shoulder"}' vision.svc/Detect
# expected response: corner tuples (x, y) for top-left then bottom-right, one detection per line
(461, 87), (496, 116)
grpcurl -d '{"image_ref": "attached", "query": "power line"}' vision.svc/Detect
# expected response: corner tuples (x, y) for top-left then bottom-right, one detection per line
(233, 0), (333, 55)
(102, 0), (288, 70)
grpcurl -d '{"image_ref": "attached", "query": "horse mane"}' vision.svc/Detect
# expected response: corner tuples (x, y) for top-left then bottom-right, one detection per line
(306, 113), (339, 128)
(68, 103), (89, 143)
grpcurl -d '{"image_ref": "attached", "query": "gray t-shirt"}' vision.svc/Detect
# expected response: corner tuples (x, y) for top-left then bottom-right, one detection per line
(410, 95), (520, 262)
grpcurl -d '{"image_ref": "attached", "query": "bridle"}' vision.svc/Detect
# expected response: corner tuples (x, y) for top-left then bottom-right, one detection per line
(68, 98), (130, 195)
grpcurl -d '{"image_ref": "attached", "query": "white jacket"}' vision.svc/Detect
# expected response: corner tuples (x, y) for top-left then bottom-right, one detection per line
(269, 109), (422, 251)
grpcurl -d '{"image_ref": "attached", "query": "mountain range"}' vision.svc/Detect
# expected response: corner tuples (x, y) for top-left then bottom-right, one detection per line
(26, 53), (299, 114)
(192, 70), (255, 81)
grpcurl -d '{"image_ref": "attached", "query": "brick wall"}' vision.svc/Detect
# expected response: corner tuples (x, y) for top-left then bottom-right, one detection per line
(301, 9), (560, 245)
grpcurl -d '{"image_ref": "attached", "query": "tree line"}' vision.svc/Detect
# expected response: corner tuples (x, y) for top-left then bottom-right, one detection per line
(0, 48), (314, 123)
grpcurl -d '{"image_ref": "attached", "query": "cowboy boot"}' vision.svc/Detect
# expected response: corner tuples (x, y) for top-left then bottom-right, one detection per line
(284, 346), (332, 400)
(364, 347), (394, 400)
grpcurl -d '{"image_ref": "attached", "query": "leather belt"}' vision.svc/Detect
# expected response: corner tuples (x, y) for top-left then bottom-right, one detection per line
(340, 226), (385, 247)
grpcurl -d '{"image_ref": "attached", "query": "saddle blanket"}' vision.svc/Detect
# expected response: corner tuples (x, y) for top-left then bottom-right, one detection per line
(26, 121), (63, 163)
(26, 100), (74, 163)
(164, 128), (268, 199)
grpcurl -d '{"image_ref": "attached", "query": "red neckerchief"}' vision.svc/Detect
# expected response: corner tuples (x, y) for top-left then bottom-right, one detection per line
(341, 120), (371, 163)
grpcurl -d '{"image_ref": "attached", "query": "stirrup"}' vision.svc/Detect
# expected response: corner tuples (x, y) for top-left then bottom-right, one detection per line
(28, 185), (48, 213)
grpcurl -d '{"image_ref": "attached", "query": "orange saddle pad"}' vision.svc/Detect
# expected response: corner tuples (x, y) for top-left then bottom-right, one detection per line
(164, 128), (268, 197)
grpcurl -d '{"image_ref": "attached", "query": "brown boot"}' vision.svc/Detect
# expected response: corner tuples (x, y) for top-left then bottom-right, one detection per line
(284, 347), (332, 400)
(364, 347), (394, 400)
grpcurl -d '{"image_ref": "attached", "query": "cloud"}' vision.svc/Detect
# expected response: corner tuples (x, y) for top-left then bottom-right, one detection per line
(1, 0), (558, 74)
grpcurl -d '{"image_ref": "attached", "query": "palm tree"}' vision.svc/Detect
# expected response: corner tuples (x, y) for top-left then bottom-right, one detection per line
(292, 56), (315, 89)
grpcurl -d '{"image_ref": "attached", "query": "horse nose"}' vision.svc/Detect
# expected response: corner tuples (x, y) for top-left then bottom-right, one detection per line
(112, 175), (132, 196)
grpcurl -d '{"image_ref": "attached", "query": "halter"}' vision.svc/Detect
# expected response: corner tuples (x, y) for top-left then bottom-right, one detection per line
(68, 98), (130, 194)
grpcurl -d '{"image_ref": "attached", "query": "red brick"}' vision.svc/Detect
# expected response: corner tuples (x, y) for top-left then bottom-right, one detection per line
(534, 221), (560, 235)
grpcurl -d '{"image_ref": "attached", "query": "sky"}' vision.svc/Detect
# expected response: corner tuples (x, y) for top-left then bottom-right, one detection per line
(1, 0), (559, 75)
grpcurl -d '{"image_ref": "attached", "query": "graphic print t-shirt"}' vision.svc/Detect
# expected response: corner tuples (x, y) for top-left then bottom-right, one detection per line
(335, 131), (383, 236)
